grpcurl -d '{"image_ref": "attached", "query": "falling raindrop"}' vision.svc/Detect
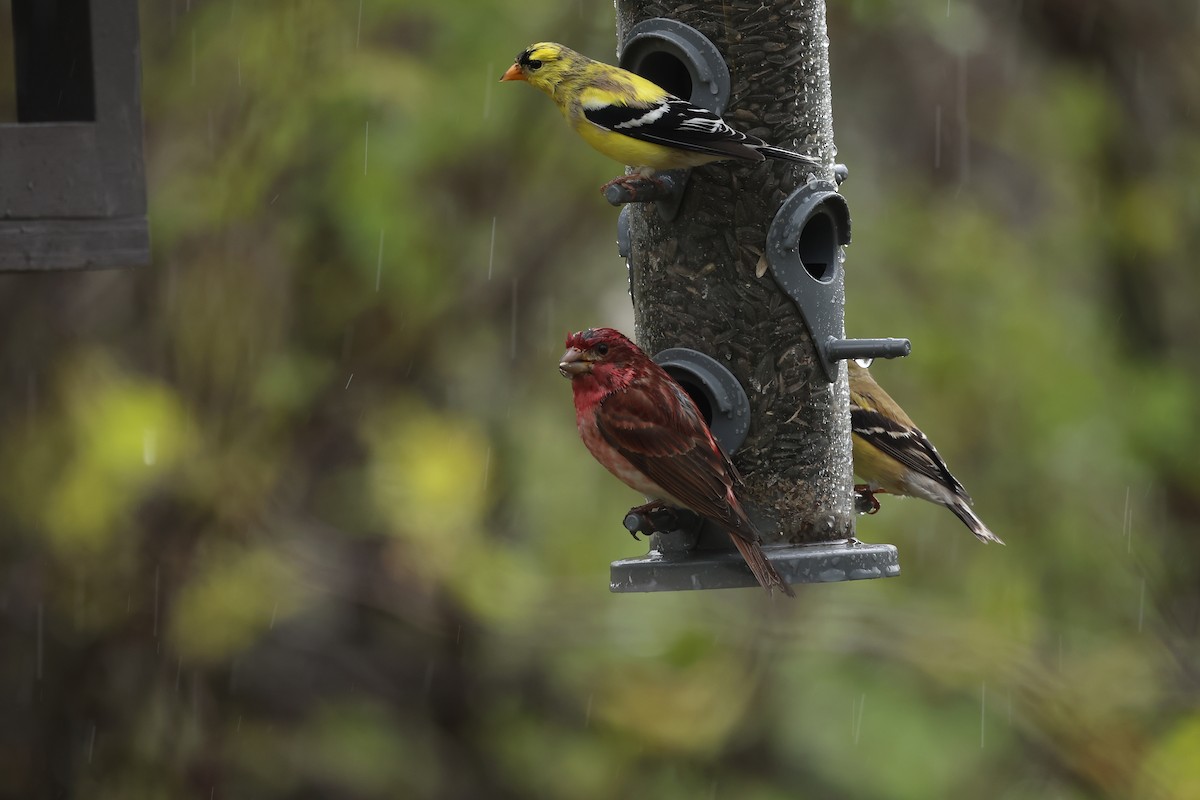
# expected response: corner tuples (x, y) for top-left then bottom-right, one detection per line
(980, 681), (986, 748)
(1137, 577), (1146, 632)
(363, 121), (370, 175)
(1124, 486), (1133, 553)
(852, 692), (865, 745)
(356, 0), (364, 48)
(345, 373), (354, 389)
(488, 217), (497, 279)
(269, 602), (278, 629)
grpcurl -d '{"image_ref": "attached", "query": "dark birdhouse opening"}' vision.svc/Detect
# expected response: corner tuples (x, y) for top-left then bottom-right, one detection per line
(12, 0), (97, 122)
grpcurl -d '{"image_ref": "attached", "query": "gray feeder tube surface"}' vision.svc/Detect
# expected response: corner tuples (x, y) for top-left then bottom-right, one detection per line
(609, 1), (900, 593)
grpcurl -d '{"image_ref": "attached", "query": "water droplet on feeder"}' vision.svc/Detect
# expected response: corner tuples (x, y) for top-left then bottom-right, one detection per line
(854, 358), (873, 368)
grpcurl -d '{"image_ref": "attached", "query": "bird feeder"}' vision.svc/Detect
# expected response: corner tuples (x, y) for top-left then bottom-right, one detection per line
(609, 2), (907, 593)
(0, 0), (149, 270)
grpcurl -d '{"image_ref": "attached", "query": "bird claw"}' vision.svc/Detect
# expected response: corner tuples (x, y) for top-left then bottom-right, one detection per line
(623, 501), (688, 538)
(854, 485), (884, 515)
(600, 173), (670, 205)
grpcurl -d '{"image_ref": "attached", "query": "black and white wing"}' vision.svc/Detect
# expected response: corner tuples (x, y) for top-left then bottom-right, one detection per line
(584, 97), (817, 165)
(850, 404), (971, 503)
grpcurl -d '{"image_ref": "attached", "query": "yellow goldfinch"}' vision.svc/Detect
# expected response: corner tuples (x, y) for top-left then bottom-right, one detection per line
(500, 42), (821, 192)
(848, 361), (1003, 544)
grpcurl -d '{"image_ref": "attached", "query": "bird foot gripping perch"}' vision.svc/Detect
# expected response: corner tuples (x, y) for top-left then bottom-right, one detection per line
(601, 170), (687, 214)
(853, 485), (884, 515)
(623, 502), (699, 540)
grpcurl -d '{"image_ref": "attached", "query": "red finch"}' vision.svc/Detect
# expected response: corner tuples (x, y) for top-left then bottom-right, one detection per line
(559, 327), (794, 596)
(849, 360), (1003, 544)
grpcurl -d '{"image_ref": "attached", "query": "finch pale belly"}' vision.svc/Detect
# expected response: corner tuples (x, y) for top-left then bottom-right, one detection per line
(578, 419), (673, 502)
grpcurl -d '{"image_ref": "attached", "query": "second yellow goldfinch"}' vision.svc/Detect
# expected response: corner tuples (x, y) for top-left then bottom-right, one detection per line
(849, 361), (1003, 545)
(500, 42), (820, 191)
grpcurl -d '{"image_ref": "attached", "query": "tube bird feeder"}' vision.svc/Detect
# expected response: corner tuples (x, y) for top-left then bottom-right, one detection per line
(608, 2), (907, 593)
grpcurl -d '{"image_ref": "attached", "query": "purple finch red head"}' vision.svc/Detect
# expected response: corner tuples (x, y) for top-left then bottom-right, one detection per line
(559, 327), (793, 597)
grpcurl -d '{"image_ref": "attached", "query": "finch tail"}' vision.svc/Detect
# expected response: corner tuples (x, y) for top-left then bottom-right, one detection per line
(947, 500), (1004, 545)
(730, 536), (795, 597)
(757, 144), (821, 167)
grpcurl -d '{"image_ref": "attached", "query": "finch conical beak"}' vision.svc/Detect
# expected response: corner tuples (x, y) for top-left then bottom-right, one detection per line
(559, 347), (589, 377)
(500, 63), (524, 82)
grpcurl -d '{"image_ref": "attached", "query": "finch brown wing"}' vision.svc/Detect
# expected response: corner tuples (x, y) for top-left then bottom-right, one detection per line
(849, 405), (970, 502)
(595, 377), (758, 542)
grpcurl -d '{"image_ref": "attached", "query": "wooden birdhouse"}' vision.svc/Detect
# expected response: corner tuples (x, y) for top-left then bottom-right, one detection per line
(0, 0), (148, 270)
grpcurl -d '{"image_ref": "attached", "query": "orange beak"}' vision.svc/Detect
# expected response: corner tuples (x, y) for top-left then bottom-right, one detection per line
(500, 63), (525, 82)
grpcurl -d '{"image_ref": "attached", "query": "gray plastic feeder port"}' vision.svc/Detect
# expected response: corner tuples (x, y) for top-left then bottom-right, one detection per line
(653, 347), (750, 455)
(609, 19), (732, 219)
(767, 179), (911, 381)
(618, 18), (731, 114)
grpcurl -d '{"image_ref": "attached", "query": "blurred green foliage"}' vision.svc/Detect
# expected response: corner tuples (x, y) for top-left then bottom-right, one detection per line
(1, 0), (1199, 798)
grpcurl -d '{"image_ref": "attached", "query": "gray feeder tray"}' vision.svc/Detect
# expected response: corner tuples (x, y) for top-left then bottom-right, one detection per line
(610, 532), (900, 594)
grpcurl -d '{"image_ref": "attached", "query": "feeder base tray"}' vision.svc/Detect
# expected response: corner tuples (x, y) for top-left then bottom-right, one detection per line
(610, 539), (899, 593)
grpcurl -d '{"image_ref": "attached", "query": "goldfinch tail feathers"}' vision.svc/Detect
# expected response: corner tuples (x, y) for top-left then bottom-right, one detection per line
(756, 144), (822, 166)
(730, 536), (796, 597)
(947, 500), (1004, 545)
